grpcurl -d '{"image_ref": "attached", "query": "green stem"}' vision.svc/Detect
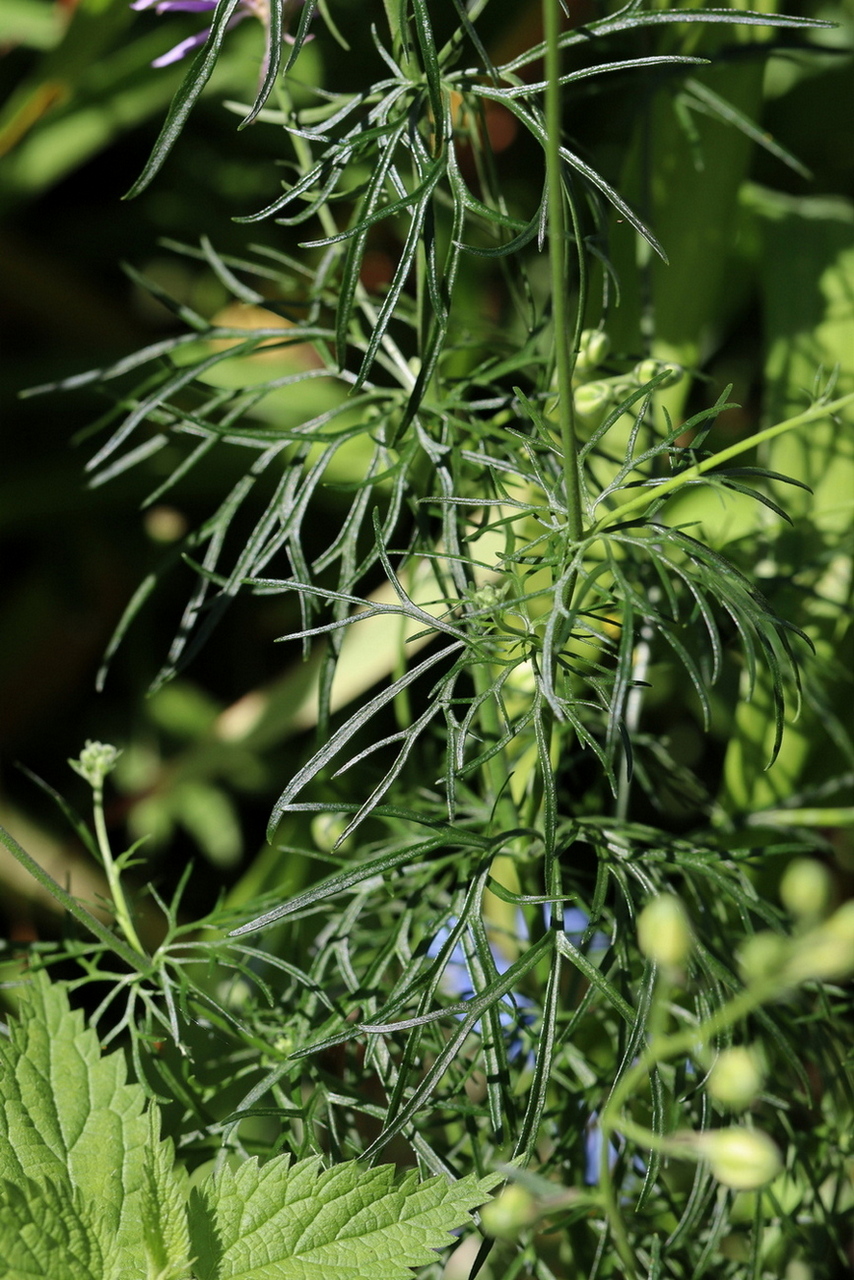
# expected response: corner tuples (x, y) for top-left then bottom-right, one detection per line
(471, 654), (523, 836)
(92, 782), (147, 957)
(597, 390), (854, 529)
(598, 970), (674, 1280)
(0, 821), (147, 973)
(595, 966), (782, 1267)
(597, 1150), (640, 1280)
(382, 0), (406, 64)
(748, 806), (854, 828)
(274, 80), (416, 392)
(543, 0), (583, 544)
(600, 971), (780, 1155)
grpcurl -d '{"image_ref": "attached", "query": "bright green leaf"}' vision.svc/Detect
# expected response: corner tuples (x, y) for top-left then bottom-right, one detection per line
(0, 974), (189, 1280)
(141, 1111), (193, 1280)
(0, 1176), (103, 1280)
(189, 1155), (499, 1280)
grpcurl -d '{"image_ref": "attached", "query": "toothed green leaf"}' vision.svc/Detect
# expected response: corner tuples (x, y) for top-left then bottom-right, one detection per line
(189, 1155), (499, 1280)
(141, 1111), (193, 1280)
(0, 974), (190, 1280)
(0, 1176), (103, 1280)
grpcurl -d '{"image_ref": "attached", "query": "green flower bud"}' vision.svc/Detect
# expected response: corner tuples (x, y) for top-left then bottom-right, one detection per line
(470, 581), (510, 611)
(825, 899), (854, 944)
(707, 1047), (765, 1112)
(574, 380), (614, 418)
(634, 358), (684, 389)
(480, 1184), (537, 1239)
(637, 894), (692, 968)
(700, 1128), (782, 1191)
(737, 931), (790, 985)
(69, 740), (122, 790)
(784, 1262), (813, 1280)
(780, 858), (833, 921)
(575, 329), (610, 375)
(784, 902), (854, 984)
(311, 812), (352, 853)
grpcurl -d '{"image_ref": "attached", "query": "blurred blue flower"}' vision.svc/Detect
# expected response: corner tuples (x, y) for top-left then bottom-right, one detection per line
(132, 0), (306, 68)
(430, 905), (627, 1185)
(552, 904), (611, 953)
(427, 915), (535, 1065)
(583, 1110), (621, 1185)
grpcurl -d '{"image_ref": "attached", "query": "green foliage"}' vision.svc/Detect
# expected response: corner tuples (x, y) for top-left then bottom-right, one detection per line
(0, 974), (498, 1279)
(0, 972), (186, 1280)
(3, 1), (854, 1277)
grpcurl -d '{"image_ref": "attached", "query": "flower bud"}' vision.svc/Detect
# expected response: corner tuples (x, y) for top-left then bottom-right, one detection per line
(634, 358), (684, 389)
(69, 740), (122, 789)
(575, 329), (610, 375)
(311, 812), (352, 853)
(573, 380), (613, 418)
(784, 902), (854, 984)
(825, 899), (854, 944)
(637, 894), (692, 968)
(707, 1047), (765, 1112)
(480, 1184), (537, 1239)
(780, 858), (832, 921)
(699, 1128), (782, 1191)
(737, 931), (790, 985)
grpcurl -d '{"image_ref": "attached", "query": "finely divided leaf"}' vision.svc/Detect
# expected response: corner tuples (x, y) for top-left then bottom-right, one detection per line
(189, 1155), (499, 1279)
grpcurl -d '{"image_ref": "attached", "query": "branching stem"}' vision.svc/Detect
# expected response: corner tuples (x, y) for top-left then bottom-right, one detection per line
(0, 821), (147, 973)
(599, 389), (854, 528)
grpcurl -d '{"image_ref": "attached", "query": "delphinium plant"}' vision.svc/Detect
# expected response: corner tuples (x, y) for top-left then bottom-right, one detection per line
(2, 1), (854, 1277)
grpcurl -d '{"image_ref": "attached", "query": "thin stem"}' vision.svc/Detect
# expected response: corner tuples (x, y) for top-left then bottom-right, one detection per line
(597, 389), (854, 529)
(382, 0), (407, 67)
(543, 0), (583, 543)
(274, 80), (416, 392)
(597, 1145), (640, 1280)
(599, 972), (781, 1158)
(0, 821), (147, 973)
(92, 781), (147, 957)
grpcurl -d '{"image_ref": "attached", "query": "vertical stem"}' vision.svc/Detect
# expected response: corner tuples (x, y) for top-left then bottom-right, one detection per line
(274, 80), (416, 391)
(543, 0), (584, 543)
(92, 781), (146, 956)
(382, 0), (409, 71)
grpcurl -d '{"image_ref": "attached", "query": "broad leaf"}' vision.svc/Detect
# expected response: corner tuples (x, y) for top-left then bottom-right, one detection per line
(0, 1176), (103, 1280)
(0, 977), (497, 1279)
(0, 974), (189, 1280)
(141, 1111), (193, 1280)
(189, 1155), (499, 1280)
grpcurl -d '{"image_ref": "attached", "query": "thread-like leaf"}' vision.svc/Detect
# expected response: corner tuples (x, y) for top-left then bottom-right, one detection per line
(126, 0), (244, 197)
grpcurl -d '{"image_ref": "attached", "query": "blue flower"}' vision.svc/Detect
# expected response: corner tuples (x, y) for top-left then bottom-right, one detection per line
(427, 915), (536, 1065)
(132, 0), (306, 69)
(429, 906), (630, 1184)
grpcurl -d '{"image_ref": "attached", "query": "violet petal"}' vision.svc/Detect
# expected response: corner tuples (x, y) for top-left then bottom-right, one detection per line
(151, 27), (212, 67)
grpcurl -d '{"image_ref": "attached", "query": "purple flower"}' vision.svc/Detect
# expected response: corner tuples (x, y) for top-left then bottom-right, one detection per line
(132, 0), (306, 69)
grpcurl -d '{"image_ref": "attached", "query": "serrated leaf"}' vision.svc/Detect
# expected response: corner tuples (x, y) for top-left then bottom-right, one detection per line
(189, 1155), (499, 1280)
(0, 1176), (103, 1280)
(0, 974), (189, 1280)
(142, 1111), (193, 1280)
(0, 972), (147, 1238)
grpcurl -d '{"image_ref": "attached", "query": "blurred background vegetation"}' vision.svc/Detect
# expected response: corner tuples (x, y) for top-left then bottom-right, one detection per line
(2, 0), (853, 950)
